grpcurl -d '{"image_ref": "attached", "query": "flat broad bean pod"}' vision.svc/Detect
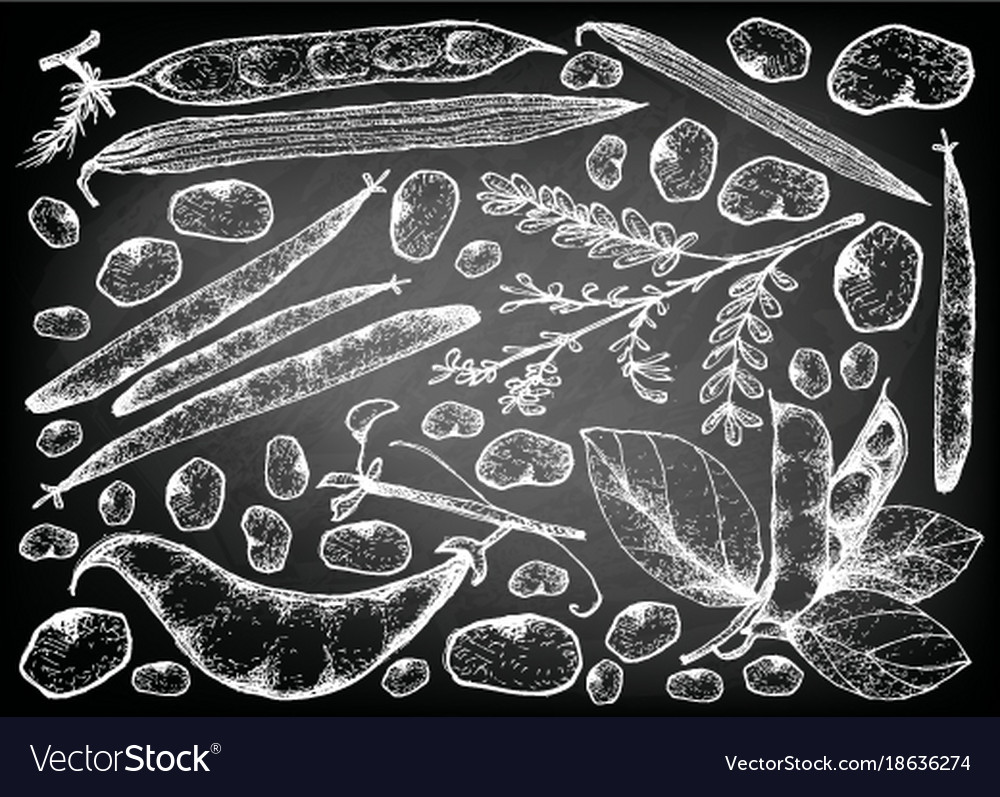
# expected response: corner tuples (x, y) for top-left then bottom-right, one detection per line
(70, 533), (478, 700)
(76, 94), (646, 206)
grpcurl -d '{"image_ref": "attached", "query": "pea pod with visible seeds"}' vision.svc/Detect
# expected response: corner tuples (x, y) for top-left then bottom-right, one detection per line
(828, 380), (907, 555)
(22, 22), (567, 167)
(70, 533), (477, 700)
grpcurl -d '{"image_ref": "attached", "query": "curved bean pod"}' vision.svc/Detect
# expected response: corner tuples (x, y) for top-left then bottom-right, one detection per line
(70, 533), (475, 700)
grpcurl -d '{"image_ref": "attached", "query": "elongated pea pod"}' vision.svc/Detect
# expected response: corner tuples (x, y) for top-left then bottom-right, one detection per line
(70, 533), (476, 700)
(111, 276), (409, 417)
(33, 304), (480, 510)
(23, 23), (567, 167)
(827, 381), (907, 555)
(764, 395), (832, 622)
(27, 172), (389, 415)
(576, 21), (927, 204)
(932, 130), (975, 494)
(76, 94), (646, 206)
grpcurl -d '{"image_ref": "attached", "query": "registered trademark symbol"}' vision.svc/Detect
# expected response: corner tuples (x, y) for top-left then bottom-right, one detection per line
(211, 743), (221, 754)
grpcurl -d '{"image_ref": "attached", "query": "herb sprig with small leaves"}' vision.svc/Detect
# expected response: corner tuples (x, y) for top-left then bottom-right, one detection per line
(430, 171), (864, 443)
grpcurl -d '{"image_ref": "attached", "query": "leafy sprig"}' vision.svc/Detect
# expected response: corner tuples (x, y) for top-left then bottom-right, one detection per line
(437, 171), (865, 441)
(699, 264), (800, 446)
(478, 172), (698, 277)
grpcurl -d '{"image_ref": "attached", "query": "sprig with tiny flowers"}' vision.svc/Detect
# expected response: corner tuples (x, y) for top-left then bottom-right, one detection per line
(430, 275), (674, 415)
(431, 171), (865, 442)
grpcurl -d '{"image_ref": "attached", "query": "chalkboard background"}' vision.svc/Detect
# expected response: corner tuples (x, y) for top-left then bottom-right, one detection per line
(6, 2), (996, 717)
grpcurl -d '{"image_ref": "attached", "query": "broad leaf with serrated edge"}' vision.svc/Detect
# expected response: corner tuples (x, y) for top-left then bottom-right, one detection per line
(826, 506), (982, 603)
(581, 428), (762, 607)
(789, 590), (969, 700)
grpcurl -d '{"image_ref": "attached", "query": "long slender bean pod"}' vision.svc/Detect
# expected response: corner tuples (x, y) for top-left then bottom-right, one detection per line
(23, 22), (567, 166)
(576, 22), (928, 204)
(111, 275), (409, 417)
(70, 533), (476, 700)
(76, 94), (646, 206)
(27, 171), (389, 415)
(316, 469), (587, 541)
(33, 304), (481, 510)
(932, 130), (975, 493)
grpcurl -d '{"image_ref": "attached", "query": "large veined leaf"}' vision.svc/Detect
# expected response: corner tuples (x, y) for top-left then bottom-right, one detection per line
(580, 427), (762, 607)
(789, 590), (970, 701)
(826, 506), (982, 603)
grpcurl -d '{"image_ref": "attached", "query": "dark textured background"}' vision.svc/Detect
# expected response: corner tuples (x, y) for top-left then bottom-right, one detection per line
(6, 2), (996, 717)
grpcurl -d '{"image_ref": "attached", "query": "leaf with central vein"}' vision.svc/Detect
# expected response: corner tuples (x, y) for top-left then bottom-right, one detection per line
(580, 427), (762, 607)
(789, 590), (970, 700)
(827, 506), (982, 604)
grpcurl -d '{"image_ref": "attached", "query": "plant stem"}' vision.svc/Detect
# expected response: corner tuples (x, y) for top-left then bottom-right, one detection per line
(354, 474), (587, 541)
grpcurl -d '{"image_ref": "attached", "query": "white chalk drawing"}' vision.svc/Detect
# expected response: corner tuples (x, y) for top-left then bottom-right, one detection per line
(390, 169), (460, 263)
(839, 341), (879, 391)
(28, 196), (79, 248)
(264, 434), (310, 501)
(165, 457), (226, 532)
(742, 654), (804, 697)
(111, 275), (408, 417)
(475, 428), (574, 490)
(74, 94), (645, 207)
(440, 170), (862, 427)
(98, 479), (135, 526)
(667, 668), (724, 703)
(585, 658), (624, 706)
(788, 347), (832, 400)
(933, 130), (976, 494)
(508, 560), (570, 598)
(454, 240), (503, 279)
(32, 304), (479, 511)
(828, 24), (974, 115)
(241, 505), (293, 574)
(318, 405), (600, 616)
(605, 601), (681, 663)
(27, 171), (390, 415)
(560, 50), (624, 90)
(33, 305), (90, 341)
(131, 661), (191, 697)
(649, 118), (718, 203)
(581, 427), (763, 607)
(381, 658), (431, 698)
(833, 222), (923, 333)
(36, 419), (83, 458)
(442, 613), (583, 697)
(577, 22), (928, 204)
(726, 17), (811, 83)
(318, 440), (586, 542)
(824, 505), (983, 605)
(19, 523), (79, 561)
(586, 134), (627, 192)
(788, 591), (970, 701)
(346, 398), (400, 444)
(828, 382), (907, 551)
(70, 533), (477, 700)
(421, 400), (485, 440)
(717, 156), (829, 225)
(96, 237), (183, 308)
(663, 391), (980, 700)
(22, 22), (566, 166)
(764, 398), (833, 622)
(168, 179), (274, 242)
(319, 520), (413, 576)
(20, 607), (132, 699)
